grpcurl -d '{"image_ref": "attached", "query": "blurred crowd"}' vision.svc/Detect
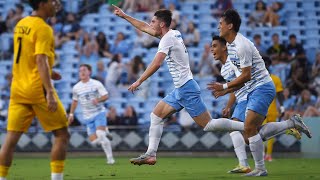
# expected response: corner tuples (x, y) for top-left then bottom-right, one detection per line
(0, 0), (319, 130)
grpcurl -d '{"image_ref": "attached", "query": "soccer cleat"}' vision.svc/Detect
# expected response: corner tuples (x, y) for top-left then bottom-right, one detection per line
(228, 165), (251, 173)
(286, 128), (301, 140)
(106, 133), (113, 141)
(290, 114), (312, 138)
(107, 158), (115, 165)
(129, 154), (156, 166)
(243, 169), (268, 177)
(264, 154), (273, 162)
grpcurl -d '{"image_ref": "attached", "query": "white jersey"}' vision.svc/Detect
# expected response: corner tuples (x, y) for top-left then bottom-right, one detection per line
(157, 29), (193, 88)
(220, 57), (247, 102)
(227, 33), (272, 92)
(72, 79), (108, 120)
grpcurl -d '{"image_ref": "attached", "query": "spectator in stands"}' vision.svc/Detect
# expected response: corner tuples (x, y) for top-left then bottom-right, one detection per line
(309, 52), (320, 96)
(282, 88), (297, 111)
(284, 89), (316, 119)
(105, 54), (123, 98)
(303, 98), (320, 117)
(107, 106), (121, 125)
(110, 32), (129, 56)
(287, 66), (309, 95)
(120, 106), (138, 125)
(263, 1), (282, 27)
(212, 0), (233, 18)
(134, 29), (158, 49)
(121, 0), (137, 13)
(267, 33), (287, 64)
(12, 4), (24, 25)
(184, 22), (200, 47)
(0, 15), (7, 34)
(128, 56), (149, 99)
(94, 60), (107, 85)
(96, 31), (112, 58)
(169, 3), (180, 24)
(198, 43), (220, 77)
(128, 56), (146, 84)
(62, 13), (81, 40)
(5, 9), (16, 32)
(253, 34), (267, 56)
(248, 0), (267, 28)
(49, 16), (63, 34)
(287, 34), (305, 61)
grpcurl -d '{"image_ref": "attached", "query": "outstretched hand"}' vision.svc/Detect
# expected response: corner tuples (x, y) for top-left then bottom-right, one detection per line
(112, 4), (126, 18)
(128, 81), (141, 94)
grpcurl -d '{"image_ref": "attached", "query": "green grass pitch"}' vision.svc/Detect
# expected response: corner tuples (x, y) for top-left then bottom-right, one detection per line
(8, 156), (320, 179)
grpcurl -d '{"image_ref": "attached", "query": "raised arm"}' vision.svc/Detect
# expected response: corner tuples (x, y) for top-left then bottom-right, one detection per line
(112, 5), (158, 37)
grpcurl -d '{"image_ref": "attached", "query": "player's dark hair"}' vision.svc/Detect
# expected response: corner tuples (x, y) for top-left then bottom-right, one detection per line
(29, 0), (48, 10)
(221, 9), (241, 33)
(154, 9), (172, 28)
(80, 64), (92, 72)
(212, 35), (227, 46)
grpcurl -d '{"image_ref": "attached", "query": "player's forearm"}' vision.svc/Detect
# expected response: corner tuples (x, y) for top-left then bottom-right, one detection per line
(226, 93), (236, 108)
(277, 92), (284, 106)
(98, 95), (108, 103)
(122, 14), (157, 37)
(227, 72), (250, 89)
(137, 61), (161, 84)
(69, 101), (78, 114)
(225, 84), (244, 93)
(36, 55), (54, 93)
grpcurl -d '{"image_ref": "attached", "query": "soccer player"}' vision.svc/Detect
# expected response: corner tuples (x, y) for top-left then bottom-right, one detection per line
(211, 36), (251, 173)
(0, 1), (69, 180)
(208, 9), (311, 176)
(211, 36), (304, 174)
(68, 64), (115, 165)
(112, 5), (246, 166)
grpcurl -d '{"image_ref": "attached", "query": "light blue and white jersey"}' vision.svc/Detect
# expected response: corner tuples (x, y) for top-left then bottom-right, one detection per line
(157, 29), (193, 88)
(220, 57), (247, 102)
(72, 79), (108, 120)
(227, 33), (272, 92)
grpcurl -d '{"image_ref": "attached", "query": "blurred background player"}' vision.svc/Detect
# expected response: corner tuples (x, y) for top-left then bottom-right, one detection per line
(262, 56), (301, 162)
(0, 1), (70, 180)
(68, 64), (115, 165)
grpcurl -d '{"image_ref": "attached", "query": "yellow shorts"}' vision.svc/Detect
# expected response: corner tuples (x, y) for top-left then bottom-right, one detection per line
(263, 113), (278, 124)
(7, 98), (68, 132)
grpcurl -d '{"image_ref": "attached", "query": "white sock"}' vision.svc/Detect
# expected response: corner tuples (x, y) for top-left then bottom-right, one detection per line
(146, 113), (164, 156)
(230, 131), (249, 167)
(0, 177), (7, 180)
(259, 120), (294, 140)
(96, 130), (114, 161)
(203, 118), (244, 132)
(51, 173), (63, 180)
(249, 134), (265, 170)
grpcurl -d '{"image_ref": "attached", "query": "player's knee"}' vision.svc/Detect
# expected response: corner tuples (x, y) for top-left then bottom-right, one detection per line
(96, 130), (106, 140)
(150, 113), (164, 125)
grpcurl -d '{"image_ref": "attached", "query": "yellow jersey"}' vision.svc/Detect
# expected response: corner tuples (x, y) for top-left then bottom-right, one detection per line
(267, 74), (283, 116)
(10, 16), (55, 104)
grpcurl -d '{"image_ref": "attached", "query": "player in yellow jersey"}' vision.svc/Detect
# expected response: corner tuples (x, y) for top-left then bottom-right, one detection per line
(0, 1), (69, 180)
(262, 56), (301, 162)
